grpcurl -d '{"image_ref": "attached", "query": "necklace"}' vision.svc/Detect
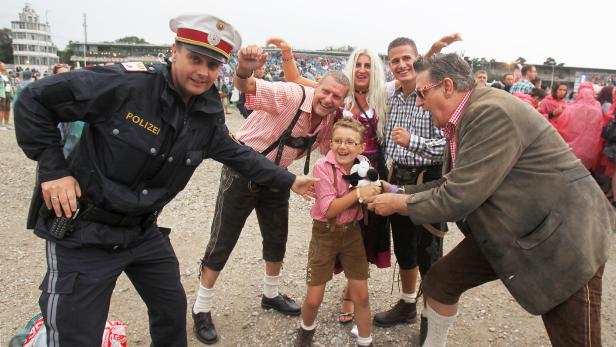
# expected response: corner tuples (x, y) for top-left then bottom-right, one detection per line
(354, 89), (368, 95)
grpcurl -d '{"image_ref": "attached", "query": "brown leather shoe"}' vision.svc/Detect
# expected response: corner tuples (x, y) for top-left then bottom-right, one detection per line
(295, 327), (315, 347)
(373, 299), (417, 327)
(192, 311), (218, 345)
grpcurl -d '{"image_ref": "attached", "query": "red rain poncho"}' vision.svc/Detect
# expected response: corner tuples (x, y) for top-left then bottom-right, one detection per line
(538, 95), (567, 122)
(555, 83), (604, 169)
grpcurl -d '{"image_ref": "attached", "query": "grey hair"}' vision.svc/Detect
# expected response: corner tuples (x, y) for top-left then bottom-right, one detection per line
(319, 70), (351, 89)
(414, 53), (475, 92)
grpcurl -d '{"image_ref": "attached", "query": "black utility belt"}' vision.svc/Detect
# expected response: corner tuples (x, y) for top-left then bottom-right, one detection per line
(79, 202), (160, 228)
(40, 201), (159, 229)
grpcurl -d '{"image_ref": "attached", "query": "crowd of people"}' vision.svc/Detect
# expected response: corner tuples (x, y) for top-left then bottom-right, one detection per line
(4, 12), (615, 347)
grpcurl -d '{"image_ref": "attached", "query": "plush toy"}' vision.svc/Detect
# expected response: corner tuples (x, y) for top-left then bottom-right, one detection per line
(344, 159), (381, 188)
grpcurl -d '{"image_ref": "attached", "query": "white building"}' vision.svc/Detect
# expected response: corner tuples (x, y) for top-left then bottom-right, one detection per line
(11, 3), (59, 71)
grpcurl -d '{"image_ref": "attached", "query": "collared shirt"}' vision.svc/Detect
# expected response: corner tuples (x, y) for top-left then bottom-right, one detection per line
(384, 87), (445, 167)
(443, 89), (473, 168)
(509, 79), (534, 94)
(238, 79), (334, 168)
(310, 151), (364, 223)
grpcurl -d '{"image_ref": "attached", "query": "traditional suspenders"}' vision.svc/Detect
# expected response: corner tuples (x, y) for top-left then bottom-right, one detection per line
(260, 86), (318, 174)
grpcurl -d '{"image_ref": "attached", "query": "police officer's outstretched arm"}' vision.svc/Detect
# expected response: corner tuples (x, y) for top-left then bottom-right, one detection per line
(207, 123), (318, 197)
(14, 72), (104, 217)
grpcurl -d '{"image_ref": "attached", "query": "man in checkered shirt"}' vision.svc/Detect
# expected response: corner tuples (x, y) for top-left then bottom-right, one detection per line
(509, 64), (537, 94)
(373, 36), (451, 328)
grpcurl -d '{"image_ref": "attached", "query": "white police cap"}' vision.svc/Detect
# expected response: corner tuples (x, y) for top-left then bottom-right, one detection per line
(170, 14), (242, 63)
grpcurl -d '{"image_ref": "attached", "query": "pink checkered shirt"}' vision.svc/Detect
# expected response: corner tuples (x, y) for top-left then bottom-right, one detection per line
(236, 79), (335, 169)
(442, 89), (473, 168)
(310, 151), (364, 223)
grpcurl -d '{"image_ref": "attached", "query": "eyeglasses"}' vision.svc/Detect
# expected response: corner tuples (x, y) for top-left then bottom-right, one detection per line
(331, 139), (360, 147)
(415, 80), (443, 99)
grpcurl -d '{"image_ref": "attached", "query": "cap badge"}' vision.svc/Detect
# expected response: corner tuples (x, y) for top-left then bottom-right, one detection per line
(208, 31), (221, 46)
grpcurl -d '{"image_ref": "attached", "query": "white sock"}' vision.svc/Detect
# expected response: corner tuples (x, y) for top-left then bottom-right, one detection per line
(422, 303), (456, 347)
(300, 320), (316, 331)
(401, 292), (417, 303)
(193, 284), (214, 314)
(263, 274), (280, 299)
(357, 335), (373, 346)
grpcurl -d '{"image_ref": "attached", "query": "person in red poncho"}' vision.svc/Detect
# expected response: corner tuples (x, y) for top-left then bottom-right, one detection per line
(538, 82), (569, 125)
(554, 82), (603, 170)
(513, 87), (546, 109)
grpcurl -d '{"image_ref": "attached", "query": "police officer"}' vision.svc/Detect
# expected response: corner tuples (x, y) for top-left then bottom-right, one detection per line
(14, 14), (316, 347)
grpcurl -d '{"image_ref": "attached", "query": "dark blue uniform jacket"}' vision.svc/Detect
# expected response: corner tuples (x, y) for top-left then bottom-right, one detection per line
(15, 63), (295, 248)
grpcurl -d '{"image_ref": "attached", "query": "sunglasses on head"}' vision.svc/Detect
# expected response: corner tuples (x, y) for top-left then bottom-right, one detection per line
(415, 80), (443, 99)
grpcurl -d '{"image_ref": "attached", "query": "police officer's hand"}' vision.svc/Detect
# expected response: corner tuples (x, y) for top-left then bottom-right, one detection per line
(291, 175), (320, 200)
(237, 45), (268, 76)
(392, 127), (411, 147)
(41, 176), (81, 218)
(365, 193), (408, 216)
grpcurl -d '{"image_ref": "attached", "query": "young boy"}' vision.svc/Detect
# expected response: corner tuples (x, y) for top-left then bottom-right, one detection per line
(296, 118), (381, 347)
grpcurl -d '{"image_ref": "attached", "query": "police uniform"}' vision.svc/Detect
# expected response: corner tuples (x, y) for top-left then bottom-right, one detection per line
(14, 15), (293, 347)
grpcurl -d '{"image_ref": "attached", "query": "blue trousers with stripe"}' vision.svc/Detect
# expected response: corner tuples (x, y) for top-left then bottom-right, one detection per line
(39, 229), (187, 347)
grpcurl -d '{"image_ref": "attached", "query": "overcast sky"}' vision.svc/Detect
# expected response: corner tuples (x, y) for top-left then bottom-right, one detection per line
(2, 0), (615, 69)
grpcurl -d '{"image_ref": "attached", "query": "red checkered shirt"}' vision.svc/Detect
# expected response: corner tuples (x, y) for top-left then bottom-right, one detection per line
(236, 79), (334, 169)
(442, 89), (473, 168)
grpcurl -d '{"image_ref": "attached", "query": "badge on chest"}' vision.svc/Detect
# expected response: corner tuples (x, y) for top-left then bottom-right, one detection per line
(125, 112), (161, 135)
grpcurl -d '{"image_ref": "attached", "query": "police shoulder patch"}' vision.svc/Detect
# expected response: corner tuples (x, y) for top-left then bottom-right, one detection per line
(121, 62), (148, 72)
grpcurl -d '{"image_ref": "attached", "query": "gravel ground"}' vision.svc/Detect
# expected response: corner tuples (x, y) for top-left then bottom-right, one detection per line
(0, 108), (614, 346)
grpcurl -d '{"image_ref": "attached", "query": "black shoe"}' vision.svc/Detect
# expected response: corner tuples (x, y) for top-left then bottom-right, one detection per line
(192, 311), (218, 345)
(261, 293), (301, 316)
(373, 299), (417, 327)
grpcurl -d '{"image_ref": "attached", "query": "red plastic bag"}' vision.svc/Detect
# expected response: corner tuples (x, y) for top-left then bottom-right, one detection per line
(22, 315), (127, 347)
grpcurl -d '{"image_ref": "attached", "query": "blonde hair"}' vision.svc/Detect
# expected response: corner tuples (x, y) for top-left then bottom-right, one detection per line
(331, 117), (365, 143)
(343, 48), (388, 142)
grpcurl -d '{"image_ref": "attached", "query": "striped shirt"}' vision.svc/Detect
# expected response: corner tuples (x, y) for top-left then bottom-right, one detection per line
(443, 89), (473, 168)
(384, 87), (446, 167)
(509, 79), (534, 94)
(237, 79), (334, 169)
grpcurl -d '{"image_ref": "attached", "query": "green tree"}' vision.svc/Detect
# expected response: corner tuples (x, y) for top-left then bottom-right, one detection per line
(115, 36), (148, 44)
(543, 57), (556, 66)
(0, 28), (13, 64)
